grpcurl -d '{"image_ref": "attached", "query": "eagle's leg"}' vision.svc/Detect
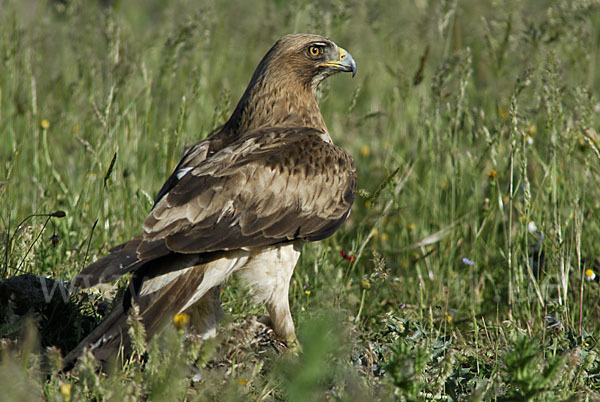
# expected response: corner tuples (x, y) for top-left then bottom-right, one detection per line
(238, 242), (302, 345)
(264, 272), (295, 342)
(187, 285), (224, 339)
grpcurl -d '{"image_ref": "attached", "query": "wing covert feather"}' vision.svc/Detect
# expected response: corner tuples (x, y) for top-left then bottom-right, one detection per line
(138, 127), (355, 257)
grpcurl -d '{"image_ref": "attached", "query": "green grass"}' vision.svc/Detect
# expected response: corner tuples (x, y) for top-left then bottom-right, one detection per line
(1, 0), (600, 400)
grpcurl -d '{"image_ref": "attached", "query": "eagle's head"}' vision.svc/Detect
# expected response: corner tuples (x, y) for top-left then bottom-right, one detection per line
(226, 33), (356, 135)
(258, 33), (357, 90)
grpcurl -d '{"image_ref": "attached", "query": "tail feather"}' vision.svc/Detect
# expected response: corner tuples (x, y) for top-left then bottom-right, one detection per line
(65, 254), (223, 370)
(135, 264), (208, 336)
(63, 303), (129, 370)
(73, 235), (145, 288)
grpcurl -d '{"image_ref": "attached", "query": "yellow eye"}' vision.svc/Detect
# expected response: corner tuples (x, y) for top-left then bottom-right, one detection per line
(308, 46), (322, 57)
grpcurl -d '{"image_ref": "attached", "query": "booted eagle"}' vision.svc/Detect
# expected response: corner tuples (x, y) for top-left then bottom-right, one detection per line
(65, 34), (357, 367)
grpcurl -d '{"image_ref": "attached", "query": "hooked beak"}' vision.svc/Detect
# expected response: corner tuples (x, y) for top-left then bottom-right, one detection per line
(319, 47), (357, 77)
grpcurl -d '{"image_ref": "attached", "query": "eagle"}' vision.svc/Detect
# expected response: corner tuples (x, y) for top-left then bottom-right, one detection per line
(64, 33), (357, 367)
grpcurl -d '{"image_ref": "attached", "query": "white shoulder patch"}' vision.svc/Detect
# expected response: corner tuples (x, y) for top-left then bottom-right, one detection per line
(176, 167), (194, 180)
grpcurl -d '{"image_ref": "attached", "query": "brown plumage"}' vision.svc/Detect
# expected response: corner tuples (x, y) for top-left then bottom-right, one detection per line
(65, 33), (357, 368)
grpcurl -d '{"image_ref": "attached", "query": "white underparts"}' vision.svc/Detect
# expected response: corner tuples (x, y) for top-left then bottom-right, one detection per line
(235, 242), (302, 340)
(236, 243), (301, 306)
(137, 243), (302, 340)
(179, 251), (251, 312)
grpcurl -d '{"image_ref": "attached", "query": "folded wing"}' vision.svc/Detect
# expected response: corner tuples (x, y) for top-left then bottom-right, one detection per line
(74, 127), (356, 287)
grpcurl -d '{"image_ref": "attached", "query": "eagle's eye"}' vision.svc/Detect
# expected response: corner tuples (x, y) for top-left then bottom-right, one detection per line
(308, 45), (323, 58)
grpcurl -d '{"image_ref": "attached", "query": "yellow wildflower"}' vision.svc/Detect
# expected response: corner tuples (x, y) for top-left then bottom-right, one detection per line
(60, 383), (72, 400)
(360, 279), (371, 289)
(41, 119), (50, 129)
(585, 269), (596, 281)
(360, 145), (371, 158)
(173, 313), (190, 329)
(444, 311), (453, 323)
(498, 108), (509, 121)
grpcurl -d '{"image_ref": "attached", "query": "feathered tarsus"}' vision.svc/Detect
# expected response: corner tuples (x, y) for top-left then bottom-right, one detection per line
(65, 33), (357, 368)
